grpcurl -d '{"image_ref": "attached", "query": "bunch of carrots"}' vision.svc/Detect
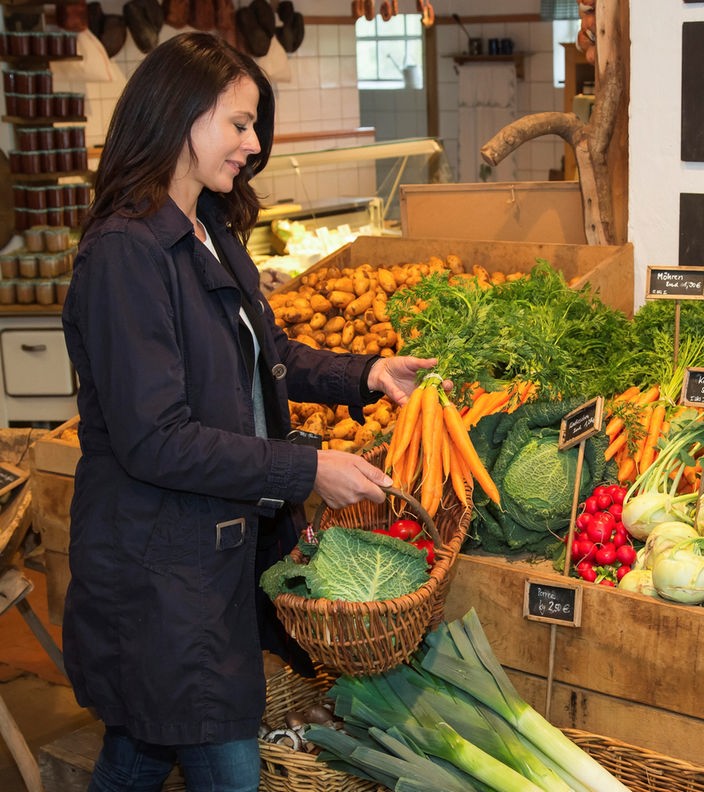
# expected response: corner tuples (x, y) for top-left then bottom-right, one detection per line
(604, 385), (668, 484)
(384, 375), (501, 519)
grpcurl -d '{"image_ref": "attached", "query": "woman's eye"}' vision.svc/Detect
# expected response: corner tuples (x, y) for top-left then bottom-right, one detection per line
(235, 124), (247, 133)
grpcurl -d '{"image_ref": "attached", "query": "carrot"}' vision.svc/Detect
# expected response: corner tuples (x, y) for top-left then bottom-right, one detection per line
(423, 413), (444, 518)
(617, 455), (636, 484)
(462, 391), (490, 428)
(442, 399), (501, 506)
(386, 385), (423, 468)
(604, 431), (628, 462)
(420, 384), (443, 517)
(441, 425), (451, 481)
(639, 402), (666, 473)
(447, 441), (469, 508)
(633, 402), (656, 470)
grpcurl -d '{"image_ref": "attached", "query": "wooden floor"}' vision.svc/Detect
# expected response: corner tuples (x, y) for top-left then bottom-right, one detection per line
(0, 556), (96, 792)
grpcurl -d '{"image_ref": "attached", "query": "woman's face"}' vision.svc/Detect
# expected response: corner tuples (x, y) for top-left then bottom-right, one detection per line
(172, 75), (262, 200)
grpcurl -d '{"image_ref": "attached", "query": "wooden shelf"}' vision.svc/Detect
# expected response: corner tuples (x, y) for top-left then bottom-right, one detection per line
(0, 54), (82, 66)
(450, 53), (525, 80)
(3, 115), (87, 126)
(10, 170), (92, 182)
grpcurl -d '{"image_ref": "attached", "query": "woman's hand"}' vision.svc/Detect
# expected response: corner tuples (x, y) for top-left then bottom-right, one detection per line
(314, 449), (392, 509)
(366, 356), (452, 406)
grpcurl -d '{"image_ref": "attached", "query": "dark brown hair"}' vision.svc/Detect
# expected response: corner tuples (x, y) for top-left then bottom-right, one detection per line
(85, 32), (275, 244)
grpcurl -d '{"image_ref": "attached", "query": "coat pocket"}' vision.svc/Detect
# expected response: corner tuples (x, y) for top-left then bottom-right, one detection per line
(142, 491), (201, 574)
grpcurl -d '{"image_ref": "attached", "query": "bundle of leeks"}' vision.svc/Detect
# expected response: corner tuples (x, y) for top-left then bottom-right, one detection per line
(305, 608), (631, 792)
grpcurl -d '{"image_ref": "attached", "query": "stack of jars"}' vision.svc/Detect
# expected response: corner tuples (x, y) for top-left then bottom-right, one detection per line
(1, 29), (78, 58)
(0, 226), (76, 307)
(12, 180), (92, 232)
(3, 66), (85, 120)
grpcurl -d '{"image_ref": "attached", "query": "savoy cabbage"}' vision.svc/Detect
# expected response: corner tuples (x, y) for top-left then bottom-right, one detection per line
(260, 526), (430, 603)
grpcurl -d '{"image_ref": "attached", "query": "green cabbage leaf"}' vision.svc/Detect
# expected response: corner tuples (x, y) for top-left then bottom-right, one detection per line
(467, 398), (615, 557)
(260, 526), (430, 603)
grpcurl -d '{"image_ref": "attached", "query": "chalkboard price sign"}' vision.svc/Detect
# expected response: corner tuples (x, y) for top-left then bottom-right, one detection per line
(682, 367), (704, 407)
(0, 462), (28, 498)
(647, 265), (704, 300)
(523, 579), (583, 627)
(558, 396), (604, 451)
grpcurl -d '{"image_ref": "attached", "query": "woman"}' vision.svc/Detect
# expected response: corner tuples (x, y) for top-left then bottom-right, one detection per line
(62, 32), (443, 791)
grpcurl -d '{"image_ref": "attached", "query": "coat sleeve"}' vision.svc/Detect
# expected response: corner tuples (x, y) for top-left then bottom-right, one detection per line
(63, 229), (317, 505)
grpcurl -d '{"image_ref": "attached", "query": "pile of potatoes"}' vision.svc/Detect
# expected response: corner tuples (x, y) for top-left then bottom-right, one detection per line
(267, 255), (466, 356)
(271, 253), (531, 452)
(288, 397), (397, 453)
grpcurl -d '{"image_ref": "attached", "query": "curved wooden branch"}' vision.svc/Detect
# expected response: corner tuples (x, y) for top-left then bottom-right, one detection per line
(479, 0), (624, 246)
(481, 112), (584, 167)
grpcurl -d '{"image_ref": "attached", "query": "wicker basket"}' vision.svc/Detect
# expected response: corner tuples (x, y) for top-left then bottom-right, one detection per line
(271, 444), (472, 676)
(562, 729), (704, 792)
(260, 667), (704, 792)
(259, 665), (381, 792)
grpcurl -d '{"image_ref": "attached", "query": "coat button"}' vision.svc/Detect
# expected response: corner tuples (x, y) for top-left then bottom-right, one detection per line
(272, 363), (286, 379)
(257, 299), (265, 314)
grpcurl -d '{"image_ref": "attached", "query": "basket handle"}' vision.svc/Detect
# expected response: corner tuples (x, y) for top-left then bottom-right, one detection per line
(312, 484), (443, 549)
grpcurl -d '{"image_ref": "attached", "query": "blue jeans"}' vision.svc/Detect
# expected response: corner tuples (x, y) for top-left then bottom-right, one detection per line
(88, 726), (260, 792)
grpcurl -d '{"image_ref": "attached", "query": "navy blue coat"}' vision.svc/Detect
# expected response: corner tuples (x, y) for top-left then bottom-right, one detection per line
(61, 191), (376, 745)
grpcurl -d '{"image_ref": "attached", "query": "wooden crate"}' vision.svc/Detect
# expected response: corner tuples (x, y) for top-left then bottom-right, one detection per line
(274, 235), (634, 317)
(39, 722), (186, 792)
(445, 552), (704, 765)
(0, 427), (48, 568)
(400, 181), (589, 245)
(29, 416), (80, 625)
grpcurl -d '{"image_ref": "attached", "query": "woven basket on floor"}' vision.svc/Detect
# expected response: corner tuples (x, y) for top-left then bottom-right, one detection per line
(562, 729), (704, 792)
(259, 665), (382, 792)
(260, 668), (704, 792)
(272, 443), (472, 676)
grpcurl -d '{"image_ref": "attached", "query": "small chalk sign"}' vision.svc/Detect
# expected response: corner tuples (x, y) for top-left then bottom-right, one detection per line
(0, 462), (28, 498)
(647, 265), (704, 300)
(682, 367), (704, 407)
(523, 578), (582, 627)
(558, 396), (604, 451)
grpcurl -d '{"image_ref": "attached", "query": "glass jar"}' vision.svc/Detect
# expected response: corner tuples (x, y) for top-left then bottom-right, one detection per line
(38, 252), (65, 278)
(35, 279), (56, 305)
(15, 280), (35, 304)
(35, 94), (53, 118)
(0, 280), (17, 306)
(45, 226), (71, 252)
(0, 254), (18, 279)
(55, 275), (72, 305)
(47, 207), (65, 227)
(18, 253), (38, 279)
(24, 226), (47, 253)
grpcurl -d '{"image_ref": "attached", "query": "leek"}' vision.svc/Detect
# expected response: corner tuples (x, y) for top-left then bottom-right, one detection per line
(423, 609), (630, 792)
(305, 609), (630, 792)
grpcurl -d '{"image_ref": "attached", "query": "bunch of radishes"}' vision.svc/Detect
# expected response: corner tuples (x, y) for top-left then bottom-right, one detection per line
(570, 484), (638, 585)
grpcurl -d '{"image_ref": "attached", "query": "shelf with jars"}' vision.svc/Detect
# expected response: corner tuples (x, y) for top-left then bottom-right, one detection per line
(1, 22), (92, 235)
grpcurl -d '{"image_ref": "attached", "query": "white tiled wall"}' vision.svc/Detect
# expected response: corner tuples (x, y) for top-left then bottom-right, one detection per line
(1, 5), (566, 207)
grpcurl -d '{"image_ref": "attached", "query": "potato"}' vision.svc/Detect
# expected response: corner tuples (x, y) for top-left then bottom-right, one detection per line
(330, 417), (360, 440)
(353, 272), (371, 296)
(328, 439), (358, 453)
(341, 321), (356, 346)
(329, 290), (356, 310)
(309, 311), (327, 330)
(372, 298), (389, 323)
(354, 420), (382, 447)
(295, 334), (320, 349)
(282, 305), (314, 324)
(344, 289), (375, 318)
(310, 293), (332, 313)
(325, 332), (342, 348)
(323, 315), (346, 333)
(377, 268), (397, 294)
(334, 405), (351, 421)
(302, 412), (326, 436)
